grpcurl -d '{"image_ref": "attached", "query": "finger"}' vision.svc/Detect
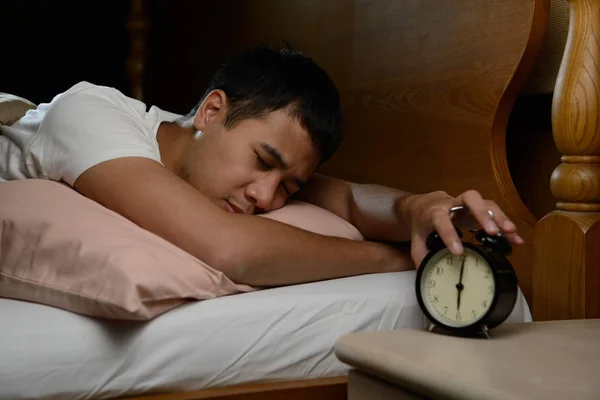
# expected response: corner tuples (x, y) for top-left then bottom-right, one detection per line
(449, 206), (476, 227)
(486, 204), (525, 245)
(431, 208), (463, 255)
(486, 204), (515, 232)
(492, 223), (525, 246)
(458, 190), (499, 235)
(411, 232), (429, 268)
(503, 231), (525, 245)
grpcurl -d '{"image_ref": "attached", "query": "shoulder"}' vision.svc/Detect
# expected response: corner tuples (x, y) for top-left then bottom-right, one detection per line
(30, 82), (164, 185)
(45, 81), (148, 123)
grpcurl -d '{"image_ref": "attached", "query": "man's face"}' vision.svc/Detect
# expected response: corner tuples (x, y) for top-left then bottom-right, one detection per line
(180, 107), (319, 215)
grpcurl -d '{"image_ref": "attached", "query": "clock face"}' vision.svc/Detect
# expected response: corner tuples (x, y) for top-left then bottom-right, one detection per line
(419, 247), (495, 328)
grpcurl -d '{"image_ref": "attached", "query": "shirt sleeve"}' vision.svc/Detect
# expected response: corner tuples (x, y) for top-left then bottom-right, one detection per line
(30, 83), (162, 186)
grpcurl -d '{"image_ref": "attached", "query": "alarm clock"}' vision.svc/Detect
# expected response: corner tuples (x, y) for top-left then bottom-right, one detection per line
(415, 206), (518, 338)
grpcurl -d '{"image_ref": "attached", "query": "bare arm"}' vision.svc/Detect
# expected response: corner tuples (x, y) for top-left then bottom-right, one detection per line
(295, 174), (524, 267)
(294, 173), (417, 242)
(73, 158), (414, 287)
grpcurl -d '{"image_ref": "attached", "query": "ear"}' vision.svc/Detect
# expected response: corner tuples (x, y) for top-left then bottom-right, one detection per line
(193, 90), (228, 130)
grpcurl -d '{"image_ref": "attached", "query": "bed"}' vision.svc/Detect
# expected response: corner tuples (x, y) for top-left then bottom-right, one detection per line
(0, 273), (533, 399)
(1, 0), (598, 399)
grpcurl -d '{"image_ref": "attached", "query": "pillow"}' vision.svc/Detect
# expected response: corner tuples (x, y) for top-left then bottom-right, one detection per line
(259, 200), (363, 241)
(0, 179), (363, 320)
(0, 93), (37, 126)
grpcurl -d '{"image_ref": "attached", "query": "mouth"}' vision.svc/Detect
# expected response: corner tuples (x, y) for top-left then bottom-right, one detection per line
(225, 200), (249, 215)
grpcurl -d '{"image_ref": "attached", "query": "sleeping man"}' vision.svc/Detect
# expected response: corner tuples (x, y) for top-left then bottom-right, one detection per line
(0, 45), (523, 286)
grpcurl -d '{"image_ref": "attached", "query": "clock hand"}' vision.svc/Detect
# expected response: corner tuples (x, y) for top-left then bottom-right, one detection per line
(456, 255), (466, 311)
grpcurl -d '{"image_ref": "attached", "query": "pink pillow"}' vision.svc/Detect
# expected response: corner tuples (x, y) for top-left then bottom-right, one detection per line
(0, 180), (362, 320)
(259, 200), (363, 240)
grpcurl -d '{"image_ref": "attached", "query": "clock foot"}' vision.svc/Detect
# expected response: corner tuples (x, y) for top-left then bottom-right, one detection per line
(428, 323), (436, 332)
(481, 324), (491, 339)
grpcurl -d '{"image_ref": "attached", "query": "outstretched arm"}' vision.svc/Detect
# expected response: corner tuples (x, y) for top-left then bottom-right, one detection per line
(295, 173), (524, 266)
(293, 173), (414, 243)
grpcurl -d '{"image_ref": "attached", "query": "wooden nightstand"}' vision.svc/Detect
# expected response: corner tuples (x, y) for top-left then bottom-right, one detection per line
(335, 320), (600, 400)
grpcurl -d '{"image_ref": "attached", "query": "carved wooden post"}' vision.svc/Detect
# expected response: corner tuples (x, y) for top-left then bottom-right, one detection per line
(126, 0), (151, 101)
(533, 0), (600, 321)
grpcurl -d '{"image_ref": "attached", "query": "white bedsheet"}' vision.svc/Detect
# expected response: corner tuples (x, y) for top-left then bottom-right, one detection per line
(0, 271), (532, 400)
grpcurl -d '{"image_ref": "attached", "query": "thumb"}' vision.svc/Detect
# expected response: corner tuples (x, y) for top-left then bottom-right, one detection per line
(411, 232), (428, 269)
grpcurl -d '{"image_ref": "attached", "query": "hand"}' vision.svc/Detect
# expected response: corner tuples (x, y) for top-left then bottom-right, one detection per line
(404, 190), (524, 268)
(456, 254), (466, 310)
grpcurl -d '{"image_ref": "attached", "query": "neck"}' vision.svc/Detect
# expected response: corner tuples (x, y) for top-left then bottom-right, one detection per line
(156, 121), (195, 176)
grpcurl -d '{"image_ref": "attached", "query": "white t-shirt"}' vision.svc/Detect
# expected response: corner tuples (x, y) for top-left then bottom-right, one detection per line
(0, 81), (181, 186)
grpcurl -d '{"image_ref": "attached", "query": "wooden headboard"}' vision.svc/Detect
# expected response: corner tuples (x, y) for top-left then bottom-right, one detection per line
(129, 0), (600, 321)
(194, 0), (548, 307)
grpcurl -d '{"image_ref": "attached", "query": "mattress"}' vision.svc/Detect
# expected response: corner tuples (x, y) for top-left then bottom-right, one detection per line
(0, 271), (532, 400)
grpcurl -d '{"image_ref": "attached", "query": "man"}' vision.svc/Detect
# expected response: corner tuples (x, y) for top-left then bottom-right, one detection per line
(0, 45), (523, 286)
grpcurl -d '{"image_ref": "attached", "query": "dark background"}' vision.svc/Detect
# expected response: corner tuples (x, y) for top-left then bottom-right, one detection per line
(0, 1), (130, 105)
(0, 0), (559, 219)
(0, 0), (246, 114)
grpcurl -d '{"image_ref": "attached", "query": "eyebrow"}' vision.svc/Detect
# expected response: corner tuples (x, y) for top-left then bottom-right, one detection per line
(260, 142), (306, 188)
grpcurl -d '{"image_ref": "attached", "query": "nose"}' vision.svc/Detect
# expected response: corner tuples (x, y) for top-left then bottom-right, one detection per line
(245, 178), (279, 213)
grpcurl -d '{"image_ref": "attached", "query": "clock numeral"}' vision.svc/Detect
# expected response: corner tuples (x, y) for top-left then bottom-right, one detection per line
(488, 285), (494, 295)
(443, 306), (449, 315)
(456, 311), (462, 321)
(436, 266), (444, 276)
(471, 310), (477, 319)
(475, 258), (479, 266)
(484, 269), (491, 278)
(460, 253), (468, 262)
(446, 256), (453, 266)
(433, 295), (439, 303)
(482, 300), (488, 309)
(427, 279), (436, 288)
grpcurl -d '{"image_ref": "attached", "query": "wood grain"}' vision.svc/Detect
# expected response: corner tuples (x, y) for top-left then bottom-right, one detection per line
(550, 0), (600, 212)
(120, 376), (347, 400)
(534, 0), (600, 321)
(534, 212), (600, 319)
(552, 158), (600, 211)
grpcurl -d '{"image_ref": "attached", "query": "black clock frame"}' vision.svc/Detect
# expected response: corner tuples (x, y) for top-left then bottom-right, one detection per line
(415, 237), (519, 336)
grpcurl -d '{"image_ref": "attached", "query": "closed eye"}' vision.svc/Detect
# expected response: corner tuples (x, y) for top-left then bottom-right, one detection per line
(256, 152), (293, 196)
(256, 154), (271, 170)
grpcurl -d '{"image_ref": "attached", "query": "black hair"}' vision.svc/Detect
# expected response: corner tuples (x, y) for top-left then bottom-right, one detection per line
(187, 43), (343, 164)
